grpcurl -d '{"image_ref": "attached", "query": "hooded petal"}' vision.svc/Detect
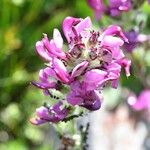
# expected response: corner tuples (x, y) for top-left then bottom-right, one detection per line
(42, 34), (66, 59)
(81, 90), (102, 111)
(39, 68), (57, 86)
(71, 61), (89, 79)
(30, 106), (52, 125)
(101, 35), (124, 47)
(101, 25), (128, 43)
(52, 58), (70, 83)
(118, 58), (131, 77)
(53, 28), (63, 49)
(36, 106), (51, 120)
(107, 62), (121, 77)
(74, 17), (92, 36)
(31, 67), (57, 89)
(36, 41), (52, 61)
(62, 17), (81, 43)
(70, 80), (82, 93)
(62, 16), (92, 43)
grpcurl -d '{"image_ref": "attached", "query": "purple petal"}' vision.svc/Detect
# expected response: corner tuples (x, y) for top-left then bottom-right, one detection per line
(31, 67), (57, 89)
(36, 41), (52, 61)
(31, 81), (56, 89)
(71, 61), (89, 79)
(52, 58), (70, 83)
(87, 0), (103, 10)
(62, 17), (91, 43)
(74, 17), (92, 36)
(109, 9), (120, 16)
(124, 30), (138, 52)
(53, 28), (63, 49)
(52, 101), (63, 112)
(30, 101), (68, 125)
(118, 58), (131, 77)
(84, 69), (108, 90)
(81, 98), (101, 111)
(107, 62), (121, 77)
(42, 34), (66, 59)
(36, 106), (51, 120)
(70, 80), (82, 93)
(67, 91), (83, 105)
(101, 35), (124, 47)
(111, 79), (119, 89)
(109, 0), (132, 15)
(30, 117), (47, 125)
(81, 90), (102, 111)
(102, 25), (128, 43)
(62, 17), (81, 43)
(67, 81), (84, 105)
(36, 68), (57, 88)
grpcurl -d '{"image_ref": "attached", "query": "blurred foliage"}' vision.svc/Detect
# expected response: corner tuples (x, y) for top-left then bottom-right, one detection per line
(0, 0), (150, 149)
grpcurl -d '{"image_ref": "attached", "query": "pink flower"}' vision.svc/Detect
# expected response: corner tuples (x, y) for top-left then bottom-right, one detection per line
(35, 16), (130, 100)
(36, 29), (66, 61)
(30, 101), (68, 125)
(31, 67), (57, 89)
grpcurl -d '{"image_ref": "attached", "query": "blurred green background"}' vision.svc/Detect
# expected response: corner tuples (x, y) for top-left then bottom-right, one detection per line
(0, 0), (150, 150)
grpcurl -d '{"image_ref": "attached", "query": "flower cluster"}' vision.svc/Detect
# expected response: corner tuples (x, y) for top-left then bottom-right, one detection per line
(87, 0), (150, 20)
(30, 16), (131, 125)
(87, 0), (132, 20)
